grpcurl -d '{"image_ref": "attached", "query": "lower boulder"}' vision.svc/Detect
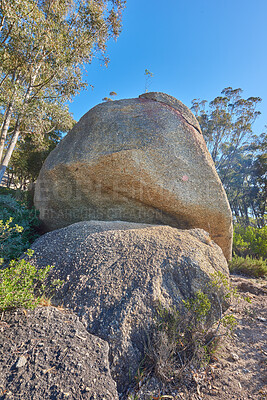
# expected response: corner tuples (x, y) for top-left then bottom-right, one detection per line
(0, 306), (118, 400)
(28, 221), (229, 394)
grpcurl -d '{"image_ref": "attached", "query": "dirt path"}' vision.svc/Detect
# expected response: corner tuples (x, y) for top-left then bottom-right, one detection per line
(199, 275), (267, 400)
(128, 275), (267, 400)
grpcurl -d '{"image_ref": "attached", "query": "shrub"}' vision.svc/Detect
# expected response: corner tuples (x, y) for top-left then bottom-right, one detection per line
(0, 217), (62, 312)
(0, 249), (63, 312)
(0, 194), (39, 261)
(144, 272), (238, 384)
(229, 255), (267, 278)
(233, 224), (267, 260)
(0, 218), (23, 263)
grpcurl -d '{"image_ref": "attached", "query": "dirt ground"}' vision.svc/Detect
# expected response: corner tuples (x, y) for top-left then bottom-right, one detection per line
(128, 274), (267, 400)
(199, 275), (267, 400)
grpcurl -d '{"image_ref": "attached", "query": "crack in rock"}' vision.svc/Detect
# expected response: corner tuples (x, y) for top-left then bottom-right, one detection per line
(139, 92), (202, 134)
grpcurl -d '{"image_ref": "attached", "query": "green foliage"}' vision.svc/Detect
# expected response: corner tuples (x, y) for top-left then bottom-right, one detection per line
(0, 217), (23, 264)
(0, 187), (19, 197)
(0, 249), (63, 311)
(0, 212), (62, 312)
(229, 255), (267, 278)
(0, 194), (39, 261)
(144, 272), (238, 384)
(233, 224), (267, 259)
(191, 88), (261, 167)
(182, 290), (211, 321)
(144, 69), (154, 92)
(209, 270), (236, 299)
(221, 314), (237, 330)
(191, 89), (266, 226)
(102, 91), (118, 102)
(7, 130), (62, 188)
(0, 0), (126, 182)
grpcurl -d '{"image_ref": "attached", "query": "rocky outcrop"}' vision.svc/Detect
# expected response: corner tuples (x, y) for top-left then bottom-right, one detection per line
(34, 92), (232, 260)
(0, 306), (119, 399)
(28, 221), (229, 393)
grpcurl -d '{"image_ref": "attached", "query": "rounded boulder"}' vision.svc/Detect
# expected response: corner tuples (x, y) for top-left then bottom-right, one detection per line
(28, 221), (229, 393)
(34, 92), (233, 260)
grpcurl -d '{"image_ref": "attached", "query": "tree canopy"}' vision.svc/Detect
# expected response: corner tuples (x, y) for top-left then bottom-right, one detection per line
(0, 0), (126, 183)
(191, 88), (266, 227)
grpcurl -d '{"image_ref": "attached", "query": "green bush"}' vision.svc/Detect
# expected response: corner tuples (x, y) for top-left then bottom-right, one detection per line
(0, 249), (62, 311)
(229, 255), (267, 278)
(0, 218), (62, 312)
(0, 194), (40, 261)
(144, 272), (238, 384)
(233, 224), (267, 260)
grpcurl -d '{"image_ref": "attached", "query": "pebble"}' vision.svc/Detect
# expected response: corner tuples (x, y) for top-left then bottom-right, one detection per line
(16, 355), (27, 368)
(230, 353), (239, 361)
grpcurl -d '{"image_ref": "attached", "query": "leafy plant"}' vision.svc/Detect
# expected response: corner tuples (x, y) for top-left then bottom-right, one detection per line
(0, 218), (23, 264)
(233, 224), (267, 259)
(229, 255), (267, 278)
(144, 272), (241, 385)
(0, 250), (63, 312)
(144, 69), (154, 92)
(102, 91), (118, 101)
(0, 194), (40, 261)
(0, 0), (126, 184)
(191, 89), (265, 226)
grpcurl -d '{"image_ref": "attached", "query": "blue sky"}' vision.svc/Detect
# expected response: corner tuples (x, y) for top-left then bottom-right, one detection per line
(69, 0), (267, 136)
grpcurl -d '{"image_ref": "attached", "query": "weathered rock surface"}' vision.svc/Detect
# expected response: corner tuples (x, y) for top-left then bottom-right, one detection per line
(28, 221), (229, 393)
(0, 306), (118, 400)
(34, 92), (232, 260)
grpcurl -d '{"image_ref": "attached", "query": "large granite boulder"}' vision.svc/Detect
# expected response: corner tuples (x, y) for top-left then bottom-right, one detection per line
(0, 306), (119, 400)
(28, 221), (229, 393)
(34, 92), (232, 260)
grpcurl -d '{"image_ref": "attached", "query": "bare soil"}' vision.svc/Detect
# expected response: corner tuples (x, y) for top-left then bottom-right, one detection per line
(200, 275), (267, 400)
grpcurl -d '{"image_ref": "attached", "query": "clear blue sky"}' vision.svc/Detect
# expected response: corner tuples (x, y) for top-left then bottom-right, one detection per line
(69, 0), (267, 136)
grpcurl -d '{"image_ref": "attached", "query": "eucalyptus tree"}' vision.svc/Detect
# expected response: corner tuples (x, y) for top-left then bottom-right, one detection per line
(7, 129), (63, 189)
(191, 88), (264, 225)
(191, 87), (261, 171)
(0, 0), (126, 183)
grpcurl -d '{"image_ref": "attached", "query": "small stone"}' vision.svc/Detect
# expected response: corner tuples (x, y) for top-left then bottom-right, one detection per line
(230, 353), (239, 361)
(16, 356), (27, 368)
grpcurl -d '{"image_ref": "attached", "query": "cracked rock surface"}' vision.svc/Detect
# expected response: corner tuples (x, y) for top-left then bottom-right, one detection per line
(139, 92), (202, 133)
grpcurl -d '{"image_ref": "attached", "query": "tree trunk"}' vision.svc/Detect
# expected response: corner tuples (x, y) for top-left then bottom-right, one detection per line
(0, 102), (14, 162)
(0, 66), (41, 185)
(0, 165), (7, 184)
(0, 120), (20, 184)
